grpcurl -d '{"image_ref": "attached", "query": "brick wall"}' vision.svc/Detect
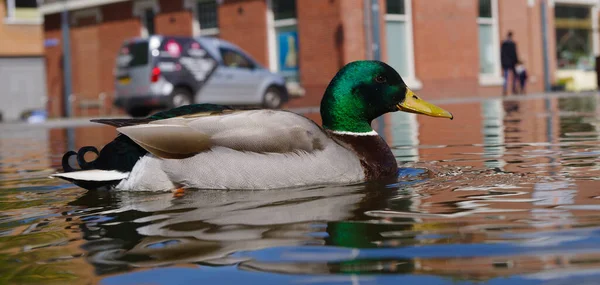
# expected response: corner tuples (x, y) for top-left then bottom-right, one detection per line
(339, 0), (367, 63)
(99, 2), (140, 114)
(218, 0), (269, 67)
(44, 1), (141, 117)
(412, 0), (480, 100)
(292, 0), (344, 107)
(156, 0), (192, 36)
(44, 18), (64, 117)
(44, 1), (143, 117)
(70, 18), (101, 109)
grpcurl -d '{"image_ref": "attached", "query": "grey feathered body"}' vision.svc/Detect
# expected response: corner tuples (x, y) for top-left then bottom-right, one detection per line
(112, 109), (367, 191)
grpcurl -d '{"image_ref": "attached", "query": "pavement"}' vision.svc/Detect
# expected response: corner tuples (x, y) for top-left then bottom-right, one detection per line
(0, 90), (597, 132)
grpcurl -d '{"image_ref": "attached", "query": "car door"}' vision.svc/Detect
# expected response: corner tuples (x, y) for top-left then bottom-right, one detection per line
(215, 47), (264, 104)
(198, 64), (236, 103)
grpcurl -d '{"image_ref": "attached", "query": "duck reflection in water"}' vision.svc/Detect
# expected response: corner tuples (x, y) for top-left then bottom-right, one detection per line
(67, 174), (424, 277)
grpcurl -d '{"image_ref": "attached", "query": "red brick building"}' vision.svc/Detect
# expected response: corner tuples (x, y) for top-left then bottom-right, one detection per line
(39, 0), (600, 117)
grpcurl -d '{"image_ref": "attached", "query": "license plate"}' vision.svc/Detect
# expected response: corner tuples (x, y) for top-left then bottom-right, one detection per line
(118, 77), (131, 85)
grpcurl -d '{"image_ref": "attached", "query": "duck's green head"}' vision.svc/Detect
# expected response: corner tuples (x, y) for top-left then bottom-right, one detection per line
(321, 60), (453, 133)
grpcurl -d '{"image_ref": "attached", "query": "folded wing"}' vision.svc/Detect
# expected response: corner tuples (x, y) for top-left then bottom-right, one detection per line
(116, 110), (328, 159)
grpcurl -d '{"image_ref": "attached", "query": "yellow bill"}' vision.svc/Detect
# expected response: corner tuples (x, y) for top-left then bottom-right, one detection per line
(397, 89), (454, 120)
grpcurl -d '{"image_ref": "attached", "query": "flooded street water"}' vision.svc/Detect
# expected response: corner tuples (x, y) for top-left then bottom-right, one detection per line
(3, 93), (600, 284)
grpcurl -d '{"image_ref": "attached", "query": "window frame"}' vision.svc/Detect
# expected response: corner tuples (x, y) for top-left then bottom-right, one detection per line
(185, 0), (220, 37)
(384, 0), (422, 90)
(551, 0), (600, 68)
(133, 0), (160, 38)
(477, 0), (504, 86)
(3, 0), (42, 25)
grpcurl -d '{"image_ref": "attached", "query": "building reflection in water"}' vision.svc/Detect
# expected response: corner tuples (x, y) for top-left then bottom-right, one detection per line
(482, 98), (506, 170)
(390, 111), (420, 163)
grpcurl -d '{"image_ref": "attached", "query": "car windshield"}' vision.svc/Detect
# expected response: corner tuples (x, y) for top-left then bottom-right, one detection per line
(117, 41), (149, 68)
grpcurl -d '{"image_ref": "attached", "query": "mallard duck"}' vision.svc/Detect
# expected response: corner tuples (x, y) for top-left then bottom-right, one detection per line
(50, 60), (453, 191)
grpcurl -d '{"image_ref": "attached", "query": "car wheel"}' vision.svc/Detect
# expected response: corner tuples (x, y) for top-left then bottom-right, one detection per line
(171, 88), (193, 108)
(128, 107), (152, 118)
(262, 86), (283, 109)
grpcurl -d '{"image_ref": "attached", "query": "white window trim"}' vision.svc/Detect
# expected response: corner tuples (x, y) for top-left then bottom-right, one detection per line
(549, 0), (599, 6)
(266, 0), (277, 72)
(274, 18), (297, 28)
(199, 27), (219, 36)
(384, 14), (406, 22)
(385, 0), (422, 90)
(71, 7), (102, 26)
(184, 0), (220, 37)
(133, 0), (159, 38)
(477, 0), (504, 86)
(3, 0), (43, 25)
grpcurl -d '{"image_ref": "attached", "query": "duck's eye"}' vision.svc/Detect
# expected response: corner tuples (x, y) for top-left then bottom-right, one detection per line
(375, 75), (387, 83)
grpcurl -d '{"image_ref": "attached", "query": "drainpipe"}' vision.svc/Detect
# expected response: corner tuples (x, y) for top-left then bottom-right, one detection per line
(369, 0), (386, 137)
(371, 0), (381, 61)
(61, 0), (73, 117)
(6, 0), (15, 19)
(541, 0), (551, 92)
(540, 0), (554, 159)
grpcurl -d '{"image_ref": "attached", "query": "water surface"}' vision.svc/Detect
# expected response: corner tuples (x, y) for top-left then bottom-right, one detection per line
(2, 93), (600, 284)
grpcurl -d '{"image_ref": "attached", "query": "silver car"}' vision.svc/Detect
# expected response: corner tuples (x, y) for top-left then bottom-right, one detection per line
(114, 35), (289, 117)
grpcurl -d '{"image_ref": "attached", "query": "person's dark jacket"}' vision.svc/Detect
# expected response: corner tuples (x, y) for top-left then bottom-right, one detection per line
(501, 39), (518, 68)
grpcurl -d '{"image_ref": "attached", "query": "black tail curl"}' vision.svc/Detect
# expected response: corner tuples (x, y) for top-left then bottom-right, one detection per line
(61, 146), (100, 172)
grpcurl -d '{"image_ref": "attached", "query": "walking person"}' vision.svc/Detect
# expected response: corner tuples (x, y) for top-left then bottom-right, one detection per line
(515, 60), (528, 94)
(500, 31), (519, 95)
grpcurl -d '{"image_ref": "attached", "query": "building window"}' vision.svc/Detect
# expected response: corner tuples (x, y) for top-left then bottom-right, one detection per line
(143, 8), (156, 35)
(384, 0), (421, 89)
(133, 0), (159, 38)
(477, 0), (503, 85)
(273, 0), (296, 20)
(478, 0), (494, 74)
(482, 98), (506, 169)
(555, 4), (594, 70)
(3, 0), (42, 25)
(386, 0), (405, 16)
(187, 0), (219, 37)
(70, 7), (102, 26)
(197, 0), (218, 30)
(268, 0), (299, 84)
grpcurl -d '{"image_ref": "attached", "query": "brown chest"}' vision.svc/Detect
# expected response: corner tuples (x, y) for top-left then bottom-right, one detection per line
(328, 131), (398, 180)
